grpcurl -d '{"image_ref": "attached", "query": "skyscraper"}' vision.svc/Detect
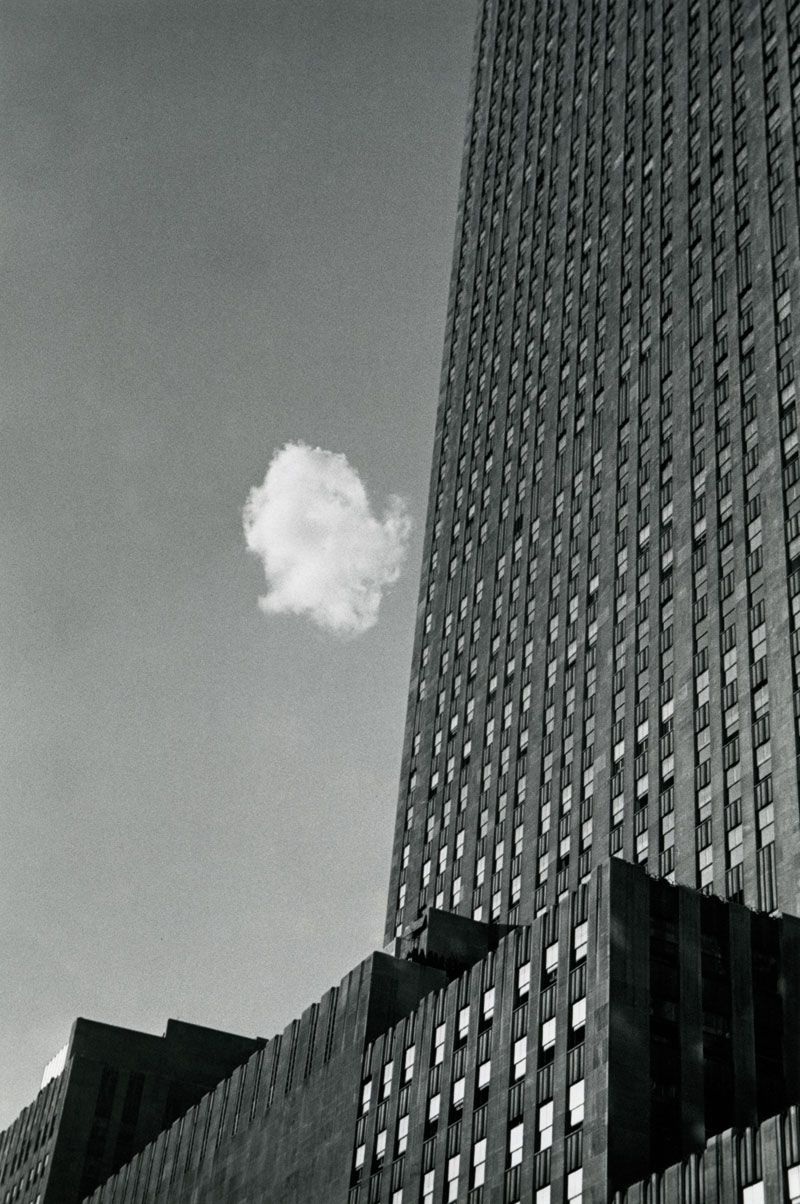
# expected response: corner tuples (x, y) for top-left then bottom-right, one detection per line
(385, 0), (800, 938)
(10, 0), (800, 1199)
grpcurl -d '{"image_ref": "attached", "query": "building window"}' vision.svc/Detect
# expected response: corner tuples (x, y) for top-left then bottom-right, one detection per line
(433, 1024), (446, 1065)
(472, 1137), (487, 1187)
(396, 1114), (409, 1154)
(508, 1121), (524, 1166)
(446, 1154), (460, 1203)
(567, 1168), (583, 1203)
(698, 844), (713, 890)
(512, 1036), (527, 1080)
(537, 1100), (554, 1150)
(742, 1185), (764, 1204)
(568, 1080), (585, 1126)
(571, 998), (586, 1030)
(458, 1006), (470, 1041)
(787, 1164), (800, 1203)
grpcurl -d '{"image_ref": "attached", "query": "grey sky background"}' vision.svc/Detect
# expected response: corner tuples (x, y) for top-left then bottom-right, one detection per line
(0, 0), (476, 1126)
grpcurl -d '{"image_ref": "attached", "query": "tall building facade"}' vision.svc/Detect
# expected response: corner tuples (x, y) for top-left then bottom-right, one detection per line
(84, 863), (800, 1203)
(7, 0), (800, 1199)
(0, 1018), (264, 1204)
(386, 0), (800, 941)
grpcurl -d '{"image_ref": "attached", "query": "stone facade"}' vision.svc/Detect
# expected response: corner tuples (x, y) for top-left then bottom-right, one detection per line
(85, 862), (800, 1203)
(615, 1104), (800, 1203)
(0, 1019), (263, 1204)
(385, 0), (800, 943)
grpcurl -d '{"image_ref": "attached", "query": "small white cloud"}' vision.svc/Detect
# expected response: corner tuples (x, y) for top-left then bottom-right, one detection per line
(243, 442), (411, 636)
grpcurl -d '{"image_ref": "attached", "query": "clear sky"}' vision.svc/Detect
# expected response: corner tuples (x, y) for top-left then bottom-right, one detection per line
(0, 0), (477, 1127)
